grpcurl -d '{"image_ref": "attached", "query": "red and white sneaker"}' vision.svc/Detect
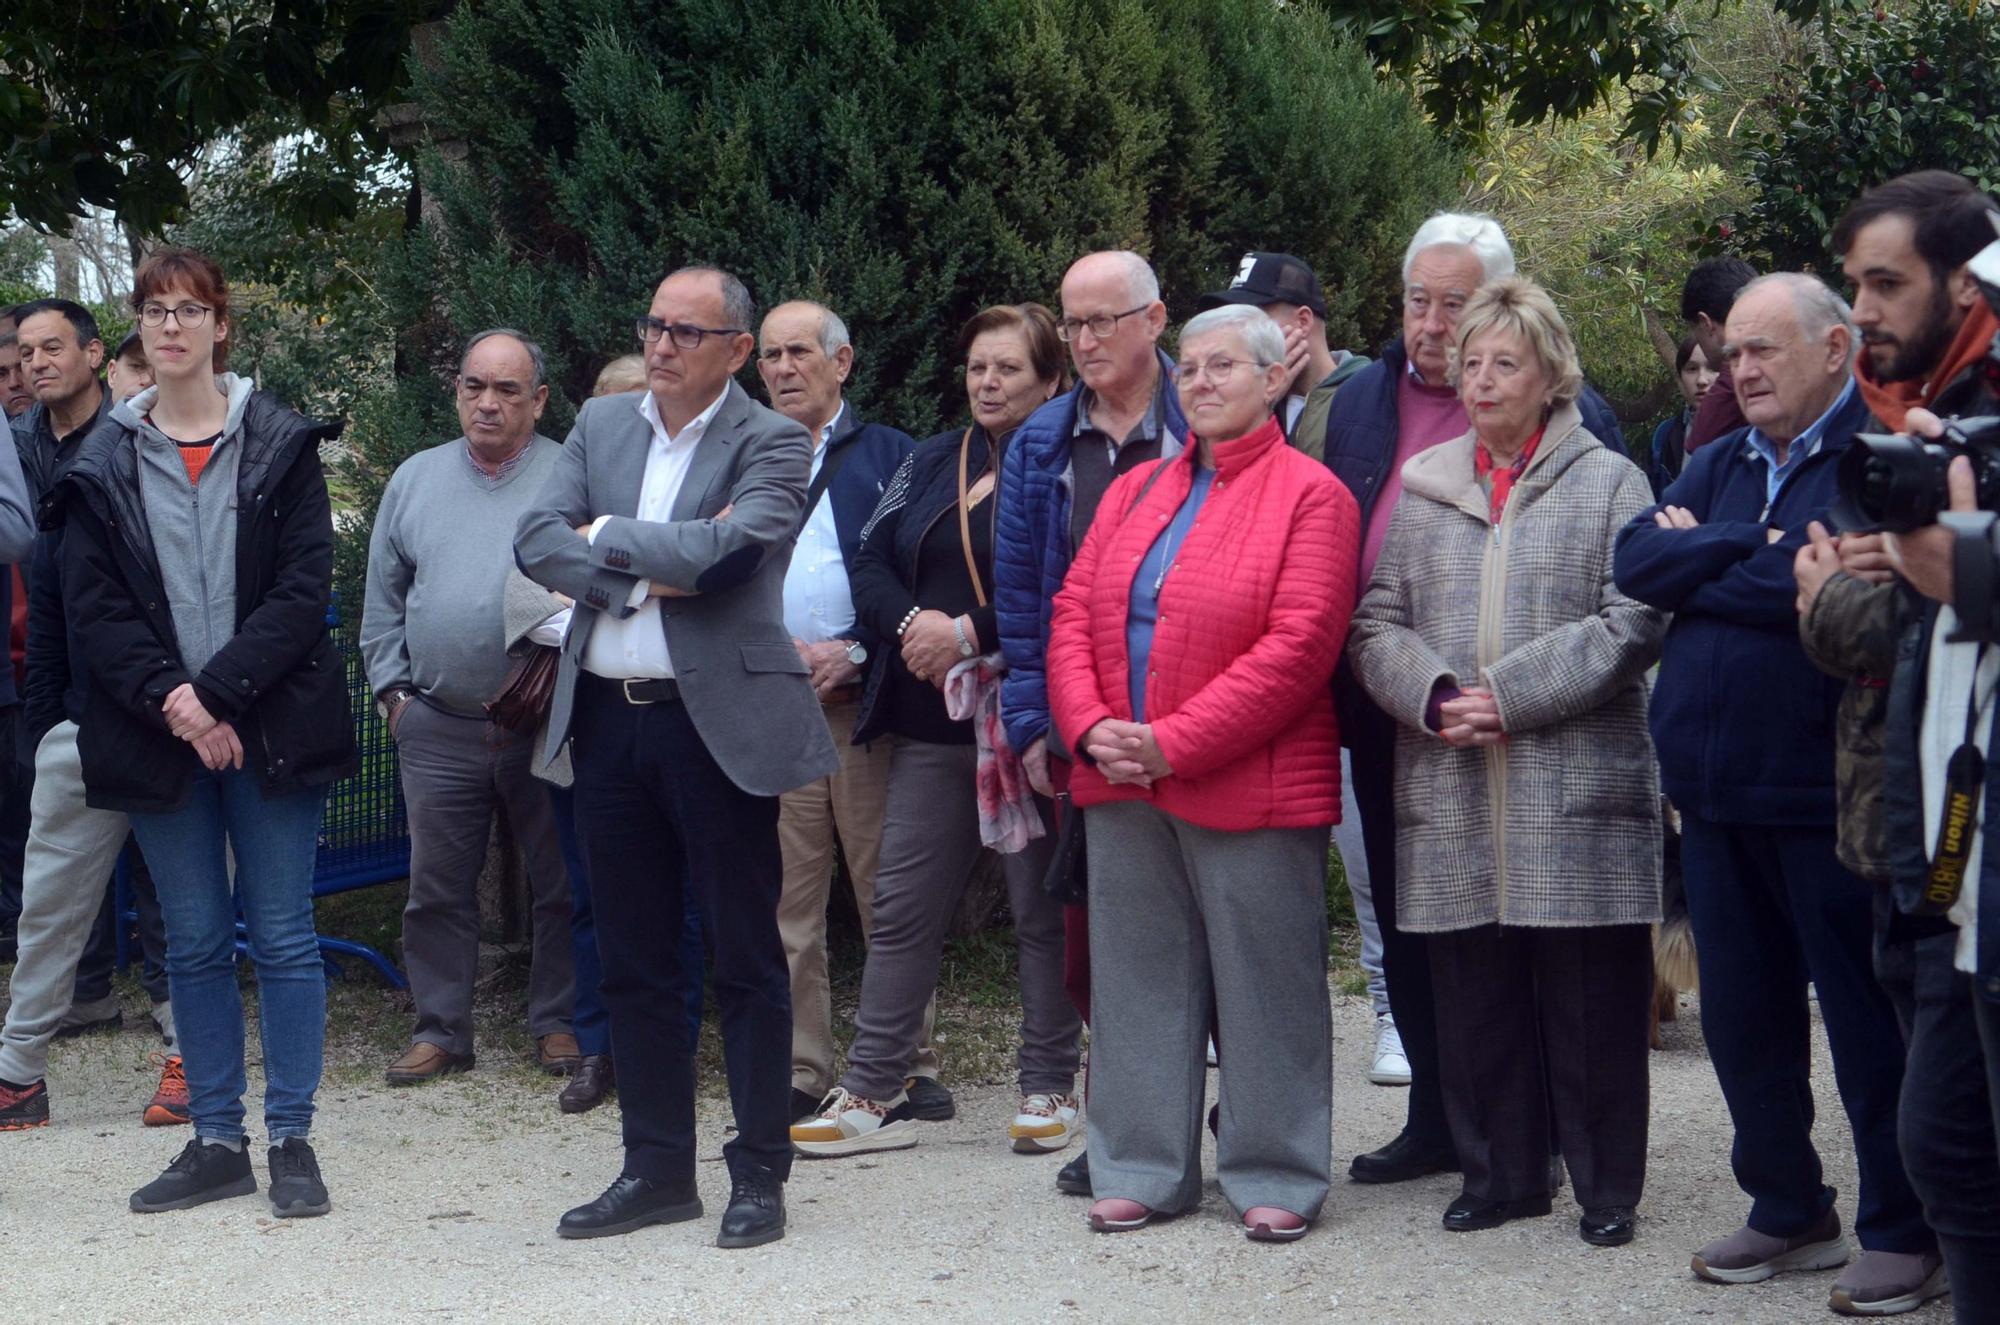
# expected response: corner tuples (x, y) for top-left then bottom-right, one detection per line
(789, 1086), (918, 1157)
(1009, 1092), (1080, 1152)
(143, 1053), (190, 1127)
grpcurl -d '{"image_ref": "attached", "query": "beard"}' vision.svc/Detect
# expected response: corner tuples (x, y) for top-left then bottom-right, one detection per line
(1868, 283), (1958, 384)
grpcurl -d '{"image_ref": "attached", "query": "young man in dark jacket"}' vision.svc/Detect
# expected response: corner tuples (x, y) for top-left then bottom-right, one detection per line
(1812, 169), (2000, 1319)
(1616, 273), (1939, 1315)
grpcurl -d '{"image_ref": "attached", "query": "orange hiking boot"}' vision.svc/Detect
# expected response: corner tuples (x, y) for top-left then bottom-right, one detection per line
(0, 1076), (49, 1130)
(143, 1053), (190, 1127)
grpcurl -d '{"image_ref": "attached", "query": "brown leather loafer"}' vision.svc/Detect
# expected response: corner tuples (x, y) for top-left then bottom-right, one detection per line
(559, 1056), (615, 1114)
(385, 1042), (474, 1086)
(537, 1033), (584, 1076)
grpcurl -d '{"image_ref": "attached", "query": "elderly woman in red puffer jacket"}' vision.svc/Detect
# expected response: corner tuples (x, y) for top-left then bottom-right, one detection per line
(1046, 302), (1359, 1244)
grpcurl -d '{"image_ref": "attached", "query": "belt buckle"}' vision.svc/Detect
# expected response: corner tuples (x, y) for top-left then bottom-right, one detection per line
(621, 678), (657, 705)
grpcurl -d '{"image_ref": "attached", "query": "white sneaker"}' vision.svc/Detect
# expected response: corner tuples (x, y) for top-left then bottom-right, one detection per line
(789, 1086), (918, 1157)
(1369, 1014), (1412, 1086)
(1009, 1092), (1081, 1152)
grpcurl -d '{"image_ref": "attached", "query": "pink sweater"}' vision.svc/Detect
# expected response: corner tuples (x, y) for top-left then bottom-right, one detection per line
(1360, 370), (1466, 582)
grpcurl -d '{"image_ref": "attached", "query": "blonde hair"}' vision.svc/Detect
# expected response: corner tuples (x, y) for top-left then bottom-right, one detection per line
(592, 353), (647, 397)
(1449, 276), (1583, 408)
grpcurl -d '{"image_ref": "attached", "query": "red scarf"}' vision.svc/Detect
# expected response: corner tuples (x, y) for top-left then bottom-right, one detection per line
(1474, 424), (1546, 524)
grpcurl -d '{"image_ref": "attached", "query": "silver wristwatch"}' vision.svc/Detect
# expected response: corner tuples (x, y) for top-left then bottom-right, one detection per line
(952, 618), (976, 658)
(845, 641), (868, 666)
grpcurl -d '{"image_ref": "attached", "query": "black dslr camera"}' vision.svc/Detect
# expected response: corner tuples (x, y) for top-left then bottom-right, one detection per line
(1833, 226), (2000, 534)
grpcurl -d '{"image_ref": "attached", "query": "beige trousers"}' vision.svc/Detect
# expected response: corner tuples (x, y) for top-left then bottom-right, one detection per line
(776, 701), (939, 1095)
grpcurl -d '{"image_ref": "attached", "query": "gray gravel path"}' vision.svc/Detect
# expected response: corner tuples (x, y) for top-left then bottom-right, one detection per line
(0, 990), (1949, 1323)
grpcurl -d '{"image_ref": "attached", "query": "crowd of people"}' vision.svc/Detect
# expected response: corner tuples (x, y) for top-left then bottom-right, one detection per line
(0, 164), (1996, 1321)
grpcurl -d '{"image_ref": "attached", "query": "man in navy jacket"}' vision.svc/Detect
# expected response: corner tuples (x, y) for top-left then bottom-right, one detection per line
(1615, 274), (1934, 1313)
(754, 301), (924, 1123)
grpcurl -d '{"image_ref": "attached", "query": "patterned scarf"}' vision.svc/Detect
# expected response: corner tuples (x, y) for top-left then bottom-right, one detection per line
(1473, 423), (1547, 525)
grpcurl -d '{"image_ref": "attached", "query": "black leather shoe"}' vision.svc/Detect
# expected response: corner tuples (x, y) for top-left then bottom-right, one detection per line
(557, 1175), (701, 1240)
(1349, 1130), (1460, 1184)
(1579, 1205), (1636, 1246)
(790, 1087), (823, 1124)
(1441, 1191), (1554, 1232)
(1056, 1148), (1091, 1196)
(559, 1057), (615, 1115)
(716, 1167), (786, 1249)
(903, 1076), (957, 1121)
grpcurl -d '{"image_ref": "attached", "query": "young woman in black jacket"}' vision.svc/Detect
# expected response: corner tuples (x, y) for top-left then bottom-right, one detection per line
(56, 247), (354, 1219)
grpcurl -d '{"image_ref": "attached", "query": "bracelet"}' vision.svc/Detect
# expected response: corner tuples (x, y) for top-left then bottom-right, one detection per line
(896, 605), (922, 638)
(952, 616), (975, 657)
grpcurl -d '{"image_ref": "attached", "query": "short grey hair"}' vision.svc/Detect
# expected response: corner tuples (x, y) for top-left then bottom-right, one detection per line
(1403, 212), (1516, 284)
(1739, 272), (1857, 357)
(668, 265), (755, 332)
(462, 328), (547, 391)
(1180, 304), (1286, 368)
(777, 301), (850, 357)
(1102, 250), (1161, 305)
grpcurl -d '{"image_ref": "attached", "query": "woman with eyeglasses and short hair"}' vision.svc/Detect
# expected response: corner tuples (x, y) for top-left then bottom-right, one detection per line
(55, 246), (355, 1218)
(1045, 303), (1360, 1242)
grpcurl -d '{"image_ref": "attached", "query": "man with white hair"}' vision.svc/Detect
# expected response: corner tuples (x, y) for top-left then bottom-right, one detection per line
(1327, 213), (1627, 1187)
(1617, 274), (1938, 1314)
(994, 249), (1188, 1197)
(752, 300), (930, 1125)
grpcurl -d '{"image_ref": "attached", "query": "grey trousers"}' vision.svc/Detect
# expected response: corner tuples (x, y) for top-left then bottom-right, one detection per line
(840, 739), (1079, 1101)
(0, 722), (134, 1084)
(397, 700), (574, 1055)
(1085, 800), (1333, 1219)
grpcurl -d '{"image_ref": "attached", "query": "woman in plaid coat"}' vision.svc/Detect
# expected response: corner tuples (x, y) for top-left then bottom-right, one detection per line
(1347, 278), (1667, 1248)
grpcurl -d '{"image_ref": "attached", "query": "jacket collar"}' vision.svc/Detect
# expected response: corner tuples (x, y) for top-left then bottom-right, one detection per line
(1399, 400), (1590, 524)
(1189, 413), (1286, 480)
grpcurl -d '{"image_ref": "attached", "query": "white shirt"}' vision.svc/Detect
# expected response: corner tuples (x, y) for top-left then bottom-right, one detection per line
(782, 404), (857, 646)
(1918, 607), (1993, 974)
(580, 386), (729, 680)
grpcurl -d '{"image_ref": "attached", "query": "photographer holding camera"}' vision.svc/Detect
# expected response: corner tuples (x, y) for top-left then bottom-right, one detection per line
(1826, 169), (2000, 1321)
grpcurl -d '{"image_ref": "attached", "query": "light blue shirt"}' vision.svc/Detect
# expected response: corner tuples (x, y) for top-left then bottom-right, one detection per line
(782, 403), (858, 645)
(1126, 467), (1216, 722)
(1742, 376), (1857, 508)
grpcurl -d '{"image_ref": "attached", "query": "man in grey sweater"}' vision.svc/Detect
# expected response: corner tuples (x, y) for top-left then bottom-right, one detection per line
(361, 329), (577, 1086)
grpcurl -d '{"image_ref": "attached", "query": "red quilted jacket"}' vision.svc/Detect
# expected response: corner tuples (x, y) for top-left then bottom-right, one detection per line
(1048, 415), (1360, 831)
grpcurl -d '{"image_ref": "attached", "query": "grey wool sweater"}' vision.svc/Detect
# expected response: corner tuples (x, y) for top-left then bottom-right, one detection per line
(361, 435), (561, 717)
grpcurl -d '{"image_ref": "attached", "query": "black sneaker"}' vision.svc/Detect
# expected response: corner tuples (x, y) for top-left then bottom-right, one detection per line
(268, 1137), (332, 1217)
(130, 1138), (257, 1212)
(904, 1075), (956, 1121)
(0, 1076), (50, 1130)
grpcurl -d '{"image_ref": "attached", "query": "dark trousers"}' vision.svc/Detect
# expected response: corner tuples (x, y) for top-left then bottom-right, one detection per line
(1429, 923), (1652, 1207)
(1347, 699), (1450, 1150)
(1890, 922), (2000, 1319)
(1679, 815), (1930, 1251)
(570, 678), (790, 1184)
(0, 706), (24, 939)
(548, 782), (704, 1060)
(76, 847), (169, 1005)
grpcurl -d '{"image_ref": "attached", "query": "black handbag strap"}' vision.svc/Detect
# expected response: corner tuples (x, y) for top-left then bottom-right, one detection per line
(798, 429), (861, 535)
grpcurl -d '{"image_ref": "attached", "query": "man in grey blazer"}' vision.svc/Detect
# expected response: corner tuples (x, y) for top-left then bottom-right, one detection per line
(515, 265), (838, 1249)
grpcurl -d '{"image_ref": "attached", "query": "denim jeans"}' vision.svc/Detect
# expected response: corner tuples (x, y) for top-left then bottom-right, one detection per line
(130, 768), (326, 1143)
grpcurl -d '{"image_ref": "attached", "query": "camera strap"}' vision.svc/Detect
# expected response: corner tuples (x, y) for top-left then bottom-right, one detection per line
(1920, 643), (1995, 915)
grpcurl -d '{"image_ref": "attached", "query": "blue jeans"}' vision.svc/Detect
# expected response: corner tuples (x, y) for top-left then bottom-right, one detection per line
(130, 769), (326, 1143)
(549, 783), (702, 1059)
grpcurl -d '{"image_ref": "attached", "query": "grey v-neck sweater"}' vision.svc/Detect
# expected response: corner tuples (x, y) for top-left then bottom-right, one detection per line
(360, 434), (560, 717)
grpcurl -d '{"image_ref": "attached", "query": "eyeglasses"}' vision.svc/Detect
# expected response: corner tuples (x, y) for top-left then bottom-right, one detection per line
(139, 302), (213, 328)
(456, 375), (532, 402)
(1174, 355), (1263, 386)
(635, 316), (745, 349)
(1056, 303), (1151, 343)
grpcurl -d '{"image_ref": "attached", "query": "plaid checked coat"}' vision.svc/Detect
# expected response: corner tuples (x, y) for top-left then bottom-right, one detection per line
(1347, 402), (1668, 931)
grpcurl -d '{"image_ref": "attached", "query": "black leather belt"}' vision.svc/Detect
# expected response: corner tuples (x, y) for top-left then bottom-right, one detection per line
(585, 674), (681, 705)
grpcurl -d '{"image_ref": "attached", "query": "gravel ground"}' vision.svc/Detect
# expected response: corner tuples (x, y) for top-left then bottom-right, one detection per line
(0, 987), (1950, 1324)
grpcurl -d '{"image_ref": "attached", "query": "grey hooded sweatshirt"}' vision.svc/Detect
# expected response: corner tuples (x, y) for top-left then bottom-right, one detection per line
(109, 373), (255, 676)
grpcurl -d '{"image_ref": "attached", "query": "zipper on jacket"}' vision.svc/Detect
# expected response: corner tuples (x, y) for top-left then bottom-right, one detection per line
(1475, 488), (1518, 916)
